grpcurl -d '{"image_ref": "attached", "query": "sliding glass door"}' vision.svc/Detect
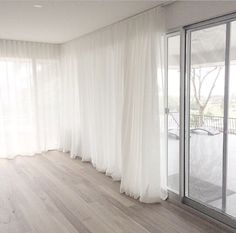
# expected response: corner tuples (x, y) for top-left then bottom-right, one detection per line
(185, 18), (236, 225)
(166, 14), (236, 228)
(166, 33), (180, 194)
(186, 24), (226, 209)
(226, 20), (236, 218)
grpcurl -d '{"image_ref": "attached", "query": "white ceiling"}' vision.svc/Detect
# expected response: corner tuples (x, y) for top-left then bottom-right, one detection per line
(0, 1), (163, 44)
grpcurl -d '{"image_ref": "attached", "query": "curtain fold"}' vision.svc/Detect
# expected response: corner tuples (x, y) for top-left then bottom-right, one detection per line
(60, 7), (167, 202)
(0, 40), (61, 158)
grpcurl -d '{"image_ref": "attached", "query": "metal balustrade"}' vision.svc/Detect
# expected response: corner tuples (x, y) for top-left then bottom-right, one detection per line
(168, 112), (236, 134)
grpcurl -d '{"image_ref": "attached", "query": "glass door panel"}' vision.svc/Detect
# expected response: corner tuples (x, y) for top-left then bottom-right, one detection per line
(226, 21), (236, 218)
(167, 34), (180, 193)
(187, 24), (226, 209)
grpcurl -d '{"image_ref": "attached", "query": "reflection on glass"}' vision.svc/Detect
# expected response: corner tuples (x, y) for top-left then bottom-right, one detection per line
(188, 25), (226, 209)
(167, 35), (180, 193)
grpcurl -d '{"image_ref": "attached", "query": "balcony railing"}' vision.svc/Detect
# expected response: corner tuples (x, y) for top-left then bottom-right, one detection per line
(168, 112), (236, 135)
(191, 114), (236, 134)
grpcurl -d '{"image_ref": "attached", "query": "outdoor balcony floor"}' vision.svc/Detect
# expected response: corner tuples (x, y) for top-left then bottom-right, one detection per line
(168, 132), (236, 218)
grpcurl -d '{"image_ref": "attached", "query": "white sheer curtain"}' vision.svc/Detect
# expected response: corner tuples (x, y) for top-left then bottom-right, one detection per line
(0, 7), (167, 202)
(120, 9), (166, 202)
(60, 8), (167, 202)
(0, 40), (61, 158)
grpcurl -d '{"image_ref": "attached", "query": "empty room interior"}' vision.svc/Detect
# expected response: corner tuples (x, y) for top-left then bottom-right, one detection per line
(1, 0), (236, 232)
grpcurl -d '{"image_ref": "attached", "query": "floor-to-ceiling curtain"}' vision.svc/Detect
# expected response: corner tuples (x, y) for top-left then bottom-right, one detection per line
(120, 8), (166, 202)
(60, 7), (167, 202)
(0, 7), (167, 202)
(0, 40), (61, 158)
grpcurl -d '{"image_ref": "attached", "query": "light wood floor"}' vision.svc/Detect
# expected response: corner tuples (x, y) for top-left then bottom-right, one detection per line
(0, 151), (233, 233)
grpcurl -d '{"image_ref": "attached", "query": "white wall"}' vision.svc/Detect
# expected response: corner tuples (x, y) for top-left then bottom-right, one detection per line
(165, 1), (236, 30)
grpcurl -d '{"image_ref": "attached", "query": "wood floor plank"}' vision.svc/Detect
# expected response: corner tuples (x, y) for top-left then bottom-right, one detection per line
(0, 151), (234, 233)
(0, 160), (34, 233)
(18, 155), (115, 233)
(8, 161), (79, 233)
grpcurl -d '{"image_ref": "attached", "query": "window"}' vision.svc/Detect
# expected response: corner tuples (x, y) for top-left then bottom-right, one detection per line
(166, 34), (180, 194)
(166, 13), (236, 229)
(226, 20), (236, 218)
(186, 24), (226, 209)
